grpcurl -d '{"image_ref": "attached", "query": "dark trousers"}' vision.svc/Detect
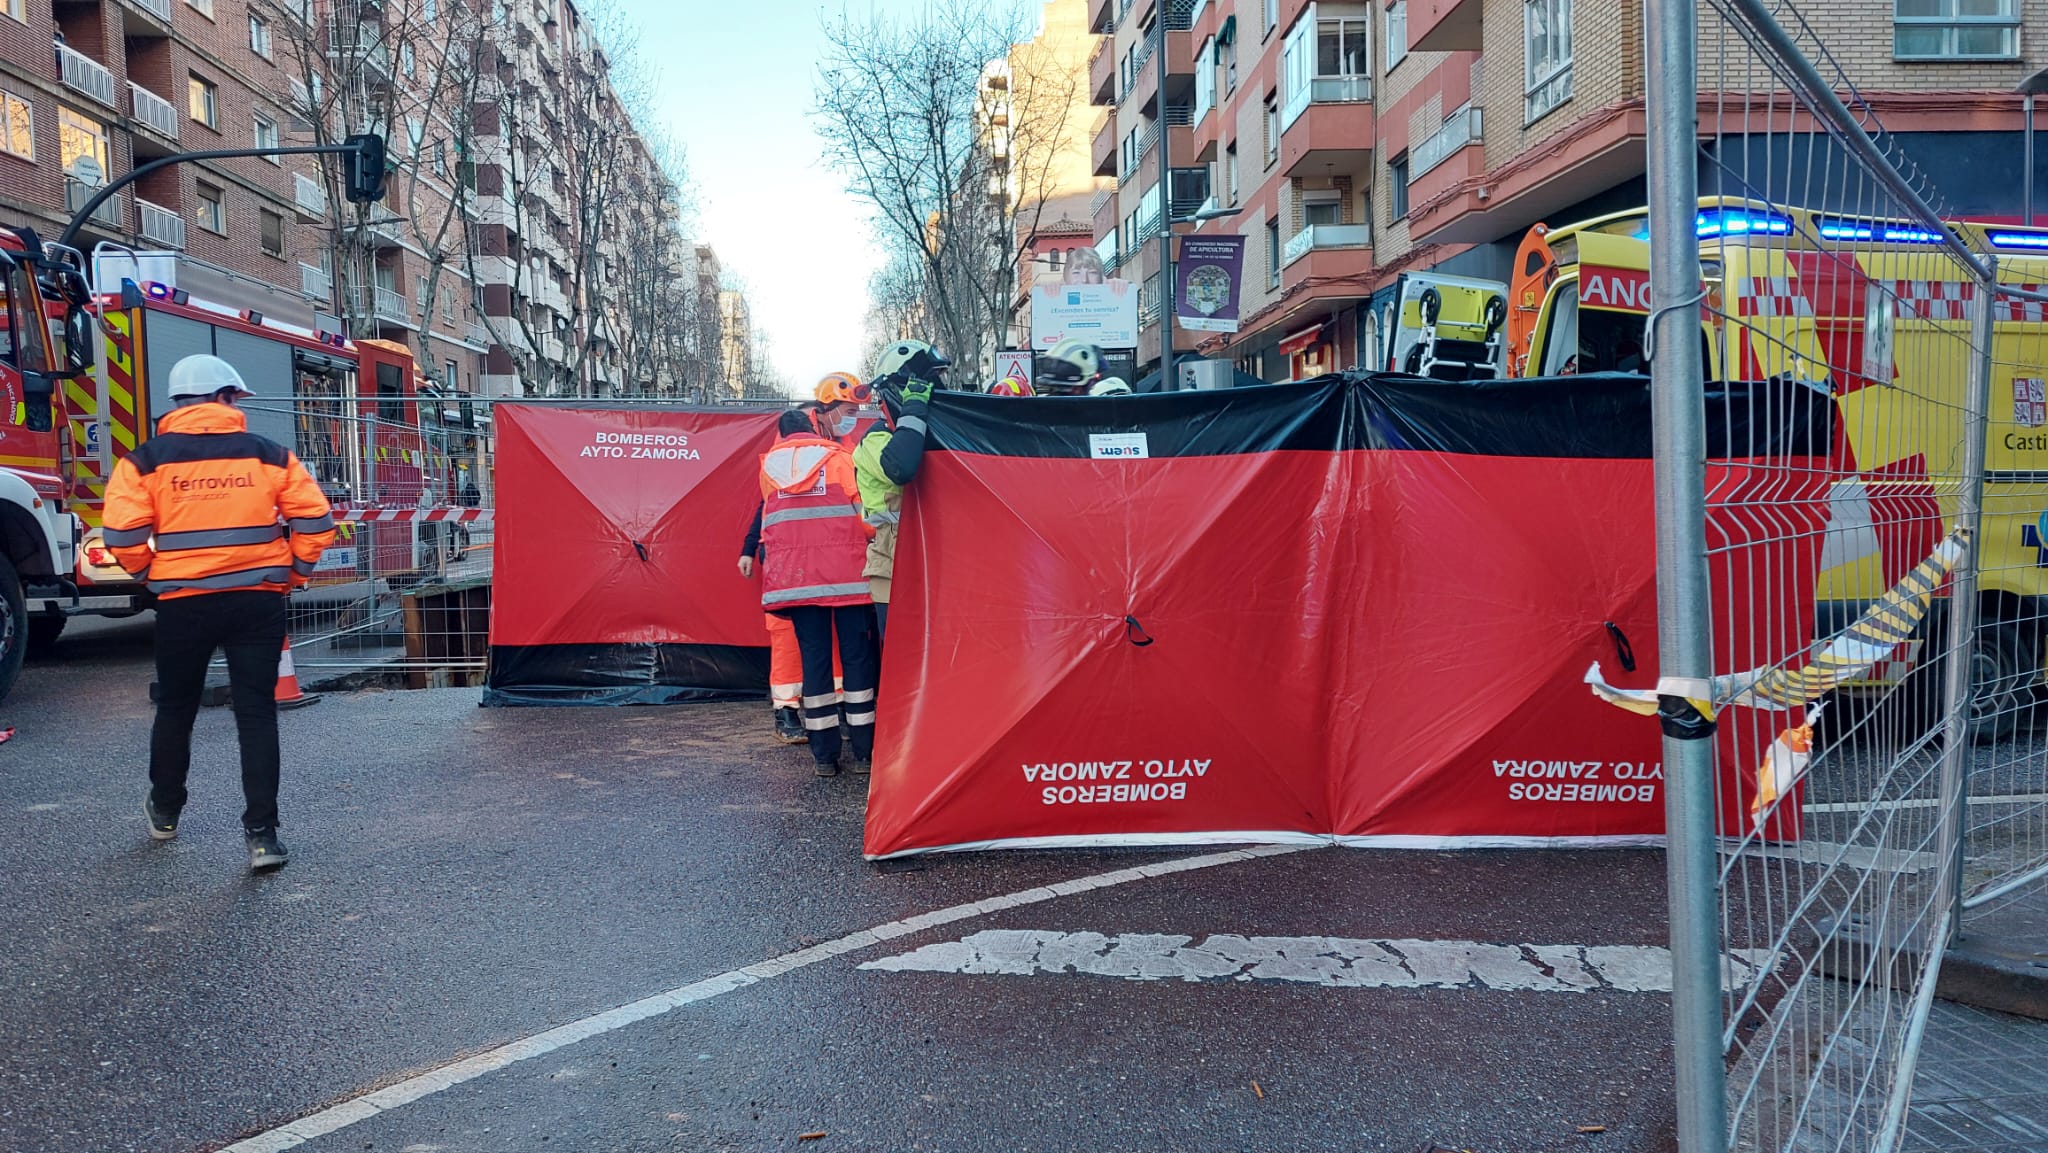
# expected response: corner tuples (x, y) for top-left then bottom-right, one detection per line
(783, 604), (878, 766)
(874, 601), (888, 638)
(150, 590), (288, 831)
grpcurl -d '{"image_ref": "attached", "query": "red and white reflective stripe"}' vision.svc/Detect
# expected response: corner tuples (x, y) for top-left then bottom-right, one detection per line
(330, 505), (494, 524)
(1886, 280), (2048, 322)
(1742, 277), (1814, 318)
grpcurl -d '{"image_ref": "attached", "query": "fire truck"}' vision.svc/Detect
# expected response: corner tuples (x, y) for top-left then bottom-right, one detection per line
(1500, 198), (2048, 737)
(0, 225), (98, 701)
(0, 240), (443, 703)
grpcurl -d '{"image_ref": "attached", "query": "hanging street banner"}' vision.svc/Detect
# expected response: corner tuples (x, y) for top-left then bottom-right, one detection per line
(1176, 236), (1246, 333)
(1031, 280), (1140, 350)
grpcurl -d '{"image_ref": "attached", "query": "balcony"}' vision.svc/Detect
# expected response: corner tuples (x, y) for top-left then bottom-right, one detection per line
(327, 20), (393, 81)
(277, 0), (314, 25)
(1092, 115), (1117, 177)
(293, 172), (328, 219)
(300, 262), (333, 301)
(129, 83), (178, 144)
(56, 43), (117, 109)
(1410, 0), (1484, 53)
(1092, 188), (1119, 243)
(1089, 38), (1115, 105)
(1089, 0), (1114, 35)
(1282, 222), (1370, 268)
(468, 318), (494, 347)
(357, 208), (407, 247)
(1281, 93), (1375, 178)
(65, 178), (123, 231)
(354, 285), (412, 326)
(1118, 121), (1160, 185)
(1410, 105), (1483, 182)
(136, 199), (185, 248)
(119, 0), (175, 36)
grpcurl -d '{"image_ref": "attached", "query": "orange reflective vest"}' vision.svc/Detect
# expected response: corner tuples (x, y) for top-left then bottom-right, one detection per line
(102, 403), (337, 600)
(758, 433), (871, 609)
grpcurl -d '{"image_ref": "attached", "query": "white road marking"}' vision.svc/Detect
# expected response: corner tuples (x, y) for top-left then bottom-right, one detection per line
(860, 930), (1777, 993)
(215, 844), (1308, 1153)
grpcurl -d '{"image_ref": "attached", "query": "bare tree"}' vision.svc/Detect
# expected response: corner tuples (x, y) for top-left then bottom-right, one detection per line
(814, 1), (1082, 376)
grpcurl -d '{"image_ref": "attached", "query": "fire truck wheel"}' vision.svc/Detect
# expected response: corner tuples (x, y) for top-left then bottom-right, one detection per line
(0, 552), (24, 704)
(25, 614), (65, 658)
(1968, 622), (2036, 745)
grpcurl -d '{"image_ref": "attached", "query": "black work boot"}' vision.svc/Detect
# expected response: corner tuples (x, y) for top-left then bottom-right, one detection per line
(145, 796), (179, 841)
(245, 828), (290, 873)
(774, 707), (806, 744)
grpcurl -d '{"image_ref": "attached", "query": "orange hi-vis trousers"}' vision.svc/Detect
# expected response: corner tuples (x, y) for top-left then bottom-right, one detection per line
(767, 613), (840, 709)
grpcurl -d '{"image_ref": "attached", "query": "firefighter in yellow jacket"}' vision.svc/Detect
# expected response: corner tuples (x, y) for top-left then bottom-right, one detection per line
(102, 355), (336, 872)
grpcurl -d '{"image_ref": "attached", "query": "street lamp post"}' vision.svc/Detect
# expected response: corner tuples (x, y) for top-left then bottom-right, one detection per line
(1155, 7), (1174, 388)
(2016, 68), (2048, 227)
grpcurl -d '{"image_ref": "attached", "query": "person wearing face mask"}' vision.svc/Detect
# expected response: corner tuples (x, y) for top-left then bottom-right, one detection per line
(813, 372), (872, 447)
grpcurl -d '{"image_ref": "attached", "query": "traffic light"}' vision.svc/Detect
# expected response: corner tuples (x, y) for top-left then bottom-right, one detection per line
(343, 132), (387, 204)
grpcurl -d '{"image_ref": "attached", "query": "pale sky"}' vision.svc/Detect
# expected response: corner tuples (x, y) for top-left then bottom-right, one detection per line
(611, 0), (907, 396)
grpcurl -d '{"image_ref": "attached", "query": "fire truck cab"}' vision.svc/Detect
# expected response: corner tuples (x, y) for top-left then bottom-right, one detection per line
(0, 226), (99, 700)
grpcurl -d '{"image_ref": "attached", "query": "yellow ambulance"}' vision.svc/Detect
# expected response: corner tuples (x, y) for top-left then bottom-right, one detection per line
(1508, 198), (2048, 736)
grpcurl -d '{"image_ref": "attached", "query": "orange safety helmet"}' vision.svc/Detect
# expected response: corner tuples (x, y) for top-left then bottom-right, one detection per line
(989, 375), (1034, 396)
(814, 371), (872, 406)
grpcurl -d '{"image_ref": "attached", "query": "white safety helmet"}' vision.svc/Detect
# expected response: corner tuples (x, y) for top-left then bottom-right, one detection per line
(1088, 377), (1132, 396)
(167, 354), (255, 400)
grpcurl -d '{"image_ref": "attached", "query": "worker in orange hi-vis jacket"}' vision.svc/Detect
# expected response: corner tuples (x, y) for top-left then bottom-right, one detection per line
(102, 355), (336, 874)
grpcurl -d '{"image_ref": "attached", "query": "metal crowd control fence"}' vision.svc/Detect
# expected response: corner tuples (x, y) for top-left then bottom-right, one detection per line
(229, 395), (788, 688)
(1647, 1), (2048, 1150)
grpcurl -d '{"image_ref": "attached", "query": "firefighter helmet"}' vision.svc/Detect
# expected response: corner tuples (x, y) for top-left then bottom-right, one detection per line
(1087, 376), (1132, 396)
(1035, 338), (1102, 393)
(871, 339), (951, 384)
(989, 375), (1034, 396)
(814, 371), (871, 406)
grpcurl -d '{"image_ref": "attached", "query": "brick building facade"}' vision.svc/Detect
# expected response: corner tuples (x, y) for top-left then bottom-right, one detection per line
(0, 0), (693, 398)
(1087, 0), (2048, 382)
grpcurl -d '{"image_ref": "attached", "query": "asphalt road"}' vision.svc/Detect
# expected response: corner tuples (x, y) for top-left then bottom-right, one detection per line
(5, 619), (1689, 1153)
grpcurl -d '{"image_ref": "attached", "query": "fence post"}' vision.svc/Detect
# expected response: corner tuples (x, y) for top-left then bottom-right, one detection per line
(1645, 1), (1729, 1150)
(1935, 262), (1996, 943)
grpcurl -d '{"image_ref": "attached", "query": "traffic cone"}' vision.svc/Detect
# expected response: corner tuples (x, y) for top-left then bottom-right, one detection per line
(276, 636), (321, 710)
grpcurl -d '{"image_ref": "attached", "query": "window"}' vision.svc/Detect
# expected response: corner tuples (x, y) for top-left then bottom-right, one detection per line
(425, 0), (439, 19)
(1389, 154), (1409, 218)
(446, 359), (460, 391)
(1, 258), (53, 372)
(1225, 142), (1239, 206)
(1318, 18), (1369, 76)
(402, 43), (417, 78)
(1, 90), (32, 160)
(188, 75), (218, 129)
(58, 107), (108, 177)
(1264, 0), (1279, 35)
(433, 139), (449, 180)
(194, 182), (225, 233)
(1266, 218), (1281, 287)
(417, 275), (430, 309)
(443, 287), (455, 323)
(1387, 1), (1408, 70)
(259, 208), (284, 257)
(1303, 191), (1342, 227)
(1524, 0), (1574, 123)
(2, 0), (24, 23)
(1263, 95), (1279, 167)
(185, 0), (214, 15)
(1194, 37), (1215, 122)
(254, 112), (280, 160)
(1894, 0), (2019, 59)
(250, 13), (272, 59)
(1221, 35), (1238, 93)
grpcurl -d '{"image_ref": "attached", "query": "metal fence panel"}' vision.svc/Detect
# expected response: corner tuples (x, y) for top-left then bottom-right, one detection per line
(1645, 2), (2048, 1150)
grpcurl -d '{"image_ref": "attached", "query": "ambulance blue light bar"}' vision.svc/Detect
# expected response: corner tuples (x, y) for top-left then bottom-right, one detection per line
(1988, 230), (2048, 250)
(1814, 216), (1946, 244)
(1697, 209), (1793, 238)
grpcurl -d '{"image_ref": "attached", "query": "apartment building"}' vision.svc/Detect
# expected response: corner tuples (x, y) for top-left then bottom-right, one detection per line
(0, 0), (340, 319)
(1090, 0), (2048, 382)
(0, 0), (691, 399)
